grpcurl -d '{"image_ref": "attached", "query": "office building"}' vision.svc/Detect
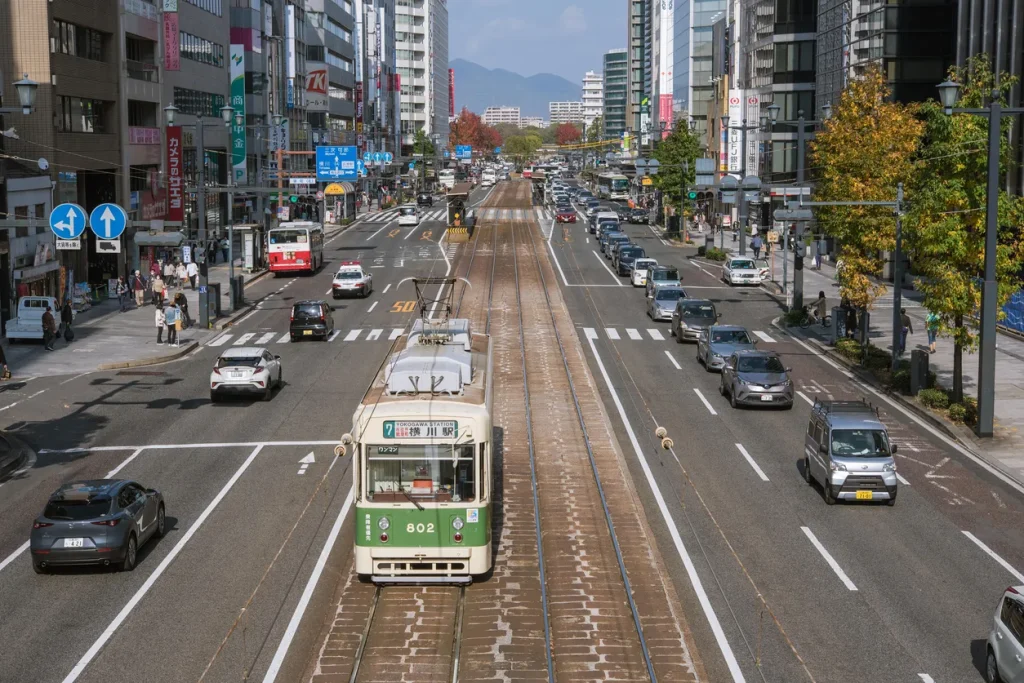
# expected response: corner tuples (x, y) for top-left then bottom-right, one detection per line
(627, 0), (652, 139)
(650, 0), (674, 137)
(303, 0), (357, 146)
(604, 49), (628, 140)
(521, 116), (546, 128)
(354, 0), (400, 158)
(673, 0), (726, 139)
(482, 106), (521, 127)
(396, 0), (449, 150)
(582, 71), (604, 128)
(549, 101), (585, 125)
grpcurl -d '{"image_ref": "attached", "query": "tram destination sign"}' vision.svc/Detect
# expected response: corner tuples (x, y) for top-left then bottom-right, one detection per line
(383, 420), (458, 439)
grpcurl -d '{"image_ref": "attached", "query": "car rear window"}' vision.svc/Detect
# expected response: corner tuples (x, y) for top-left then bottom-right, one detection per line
(712, 330), (751, 344)
(400, 207), (416, 215)
(731, 259), (755, 269)
(293, 304), (323, 318)
(682, 304), (715, 317)
(738, 356), (785, 373)
(656, 289), (684, 301)
(218, 356), (261, 368)
(336, 271), (362, 279)
(653, 269), (679, 280)
(44, 497), (112, 520)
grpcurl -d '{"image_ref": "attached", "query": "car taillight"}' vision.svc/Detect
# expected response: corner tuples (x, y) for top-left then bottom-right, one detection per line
(91, 519), (121, 527)
(213, 367), (221, 375)
(290, 314), (294, 322)
(1009, 586), (1021, 595)
(33, 522), (52, 529)
(320, 314), (326, 321)
(354, 283), (364, 288)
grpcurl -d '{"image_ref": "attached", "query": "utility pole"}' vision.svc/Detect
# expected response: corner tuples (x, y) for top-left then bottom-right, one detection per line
(890, 183), (905, 371)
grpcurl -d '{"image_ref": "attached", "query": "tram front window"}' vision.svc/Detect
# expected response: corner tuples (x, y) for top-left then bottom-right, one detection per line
(366, 444), (476, 502)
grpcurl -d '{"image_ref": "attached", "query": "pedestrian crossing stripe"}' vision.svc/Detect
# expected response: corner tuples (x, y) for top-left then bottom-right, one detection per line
(479, 208), (554, 222)
(362, 208), (447, 223)
(581, 327), (775, 343)
(205, 328), (408, 347)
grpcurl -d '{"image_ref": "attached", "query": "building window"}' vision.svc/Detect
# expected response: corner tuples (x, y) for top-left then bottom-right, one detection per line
(307, 45), (325, 61)
(326, 50), (353, 72)
(329, 84), (352, 100)
(327, 18), (352, 43)
(180, 32), (224, 67)
(173, 87), (226, 117)
(183, 0), (222, 16)
(55, 96), (108, 133)
(51, 20), (106, 61)
(772, 91), (815, 121)
(774, 41), (815, 83)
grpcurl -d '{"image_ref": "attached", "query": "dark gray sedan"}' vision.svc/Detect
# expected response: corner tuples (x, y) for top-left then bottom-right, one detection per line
(697, 324), (757, 371)
(720, 350), (794, 408)
(31, 479), (166, 573)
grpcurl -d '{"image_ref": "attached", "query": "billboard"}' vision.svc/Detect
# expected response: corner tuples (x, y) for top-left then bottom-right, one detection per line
(449, 68), (455, 117)
(166, 126), (183, 223)
(230, 45), (247, 184)
(658, 0), (673, 139)
(163, 12), (179, 71)
(305, 62), (329, 112)
(745, 93), (760, 176)
(727, 90), (743, 173)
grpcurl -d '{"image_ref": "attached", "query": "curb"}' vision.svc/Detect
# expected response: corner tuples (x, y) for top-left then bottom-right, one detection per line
(97, 341), (198, 371)
(772, 317), (1024, 490)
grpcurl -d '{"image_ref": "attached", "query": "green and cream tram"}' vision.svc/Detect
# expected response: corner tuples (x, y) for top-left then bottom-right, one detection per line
(346, 317), (493, 583)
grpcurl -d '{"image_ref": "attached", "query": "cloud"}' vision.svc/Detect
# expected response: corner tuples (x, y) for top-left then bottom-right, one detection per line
(559, 5), (587, 34)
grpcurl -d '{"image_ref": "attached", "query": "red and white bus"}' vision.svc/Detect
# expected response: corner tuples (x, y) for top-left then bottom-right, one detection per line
(268, 222), (324, 274)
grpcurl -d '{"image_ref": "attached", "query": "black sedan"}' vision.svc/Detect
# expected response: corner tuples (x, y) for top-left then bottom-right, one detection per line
(417, 193), (433, 207)
(628, 208), (649, 224)
(31, 479), (166, 573)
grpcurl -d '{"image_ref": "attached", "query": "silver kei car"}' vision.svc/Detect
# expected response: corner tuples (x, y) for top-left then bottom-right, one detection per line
(697, 325), (757, 371)
(719, 350), (794, 409)
(647, 286), (688, 321)
(30, 479), (165, 573)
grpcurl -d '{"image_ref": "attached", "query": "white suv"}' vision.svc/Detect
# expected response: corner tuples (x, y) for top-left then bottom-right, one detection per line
(987, 585), (1024, 683)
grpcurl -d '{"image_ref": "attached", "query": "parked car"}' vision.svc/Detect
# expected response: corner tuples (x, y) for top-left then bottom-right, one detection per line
(722, 256), (763, 285)
(986, 585), (1024, 683)
(670, 298), (719, 342)
(697, 325), (757, 371)
(210, 347), (283, 402)
(719, 350), (793, 409)
(30, 479), (166, 573)
(6, 296), (71, 342)
(648, 286), (688, 321)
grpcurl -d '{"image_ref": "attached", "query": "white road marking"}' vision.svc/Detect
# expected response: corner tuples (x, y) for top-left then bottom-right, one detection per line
(256, 333), (276, 345)
(626, 328), (642, 340)
(605, 327), (621, 340)
(0, 541), (29, 574)
(389, 328), (404, 340)
(735, 444), (770, 481)
(297, 452), (315, 475)
(60, 372), (92, 385)
(801, 526), (858, 591)
(896, 473), (911, 486)
(366, 328), (383, 340)
(364, 220), (394, 241)
(208, 333), (232, 347)
(647, 329), (665, 341)
(327, 329), (342, 342)
(234, 309), (258, 325)
(664, 350), (682, 370)
(403, 223), (421, 240)
(693, 388), (718, 415)
(382, 283), (392, 294)
(581, 328), (745, 681)
(277, 333), (291, 344)
(61, 446), (266, 683)
(324, 289), (332, 296)
(962, 530), (1024, 583)
(796, 390), (814, 405)
(343, 329), (362, 341)
(546, 221), (572, 287)
(592, 250), (624, 285)
(233, 333), (256, 346)
(367, 301), (378, 313)
(918, 675), (935, 683)
(753, 330), (777, 343)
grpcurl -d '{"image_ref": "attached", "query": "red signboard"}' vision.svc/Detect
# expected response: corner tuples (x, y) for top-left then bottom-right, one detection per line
(356, 81), (363, 123)
(659, 95), (673, 138)
(166, 125), (183, 222)
(129, 126), (161, 145)
(448, 68), (455, 117)
(140, 168), (168, 220)
(163, 12), (180, 71)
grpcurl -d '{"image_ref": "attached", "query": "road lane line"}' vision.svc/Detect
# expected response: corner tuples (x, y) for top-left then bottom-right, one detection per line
(324, 288), (331, 296)
(605, 327), (620, 340)
(233, 333), (256, 346)
(234, 309), (258, 325)
(581, 329), (745, 681)
(364, 220), (393, 241)
(382, 283), (392, 294)
(403, 223), (421, 240)
(918, 674), (935, 682)
(735, 444), (770, 482)
(664, 351), (682, 370)
(389, 328), (403, 340)
(753, 331), (776, 343)
(591, 250), (623, 285)
(545, 220), (571, 287)
(277, 333), (291, 344)
(208, 333), (232, 347)
(801, 526), (858, 591)
(60, 372), (92, 385)
(327, 330), (342, 342)
(367, 301), (378, 313)
(366, 329), (383, 340)
(896, 473), (911, 486)
(647, 328), (665, 341)
(962, 530), (1024, 583)
(343, 329), (361, 341)
(626, 328), (642, 340)
(262, 487), (354, 682)
(61, 446), (266, 683)
(106, 448), (146, 478)
(796, 390), (814, 405)
(693, 388), (717, 415)
(256, 333), (276, 345)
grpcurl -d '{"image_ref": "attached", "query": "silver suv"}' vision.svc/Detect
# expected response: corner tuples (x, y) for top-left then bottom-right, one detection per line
(987, 585), (1024, 683)
(803, 399), (898, 506)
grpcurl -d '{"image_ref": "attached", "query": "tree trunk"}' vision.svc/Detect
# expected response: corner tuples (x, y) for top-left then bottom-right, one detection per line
(952, 314), (963, 403)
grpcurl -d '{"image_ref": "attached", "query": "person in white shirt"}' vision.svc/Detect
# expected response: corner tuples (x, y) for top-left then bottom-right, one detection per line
(176, 262), (187, 288)
(186, 261), (198, 290)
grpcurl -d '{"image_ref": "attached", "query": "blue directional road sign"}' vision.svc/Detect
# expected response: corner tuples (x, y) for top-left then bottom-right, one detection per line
(49, 203), (88, 240)
(456, 145), (472, 160)
(356, 160), (366, 177)
(362, 152), (372, 163)
(494, 147), (502, 154)
(383, 152), (393, 163)
(89, 203), (127, 239)
(409, 162), (416, 170)
(443, 150), (450, 158)
(372, 151), (383, 164)
(316, 146), (357, 181)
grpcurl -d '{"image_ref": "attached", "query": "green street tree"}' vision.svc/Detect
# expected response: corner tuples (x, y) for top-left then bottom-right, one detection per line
(412, 129), (435, 156)
(586, 116), (604, 143)
(504, 134), (541, 169)
(809, 66), (922, 310)
(906, 54), (1024, 402)
(651, 125), (701, 217)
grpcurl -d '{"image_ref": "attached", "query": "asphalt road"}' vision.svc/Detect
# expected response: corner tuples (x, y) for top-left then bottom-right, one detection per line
(548, 189), (1024, 683)
(0, 185), (494, 683)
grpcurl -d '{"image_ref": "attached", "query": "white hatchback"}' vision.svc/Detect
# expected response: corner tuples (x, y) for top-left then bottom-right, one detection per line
(987, 585), (1024, 683)
(398, 206), (419, 226)
(631, 258), (658, 287)
(722, 257), (763, 286)
(210, 347), (282, 402)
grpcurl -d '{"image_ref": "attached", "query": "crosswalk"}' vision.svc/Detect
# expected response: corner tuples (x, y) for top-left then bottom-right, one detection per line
(362, 208), (448, 223)
(583, 327), (777, 343)
(207, 327), (408, 348)
(477, 208), (555, 221)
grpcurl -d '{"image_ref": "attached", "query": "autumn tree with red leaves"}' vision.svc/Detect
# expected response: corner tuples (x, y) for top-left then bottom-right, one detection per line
(555, 122), (583, 146)
(449, 106), (503, 154)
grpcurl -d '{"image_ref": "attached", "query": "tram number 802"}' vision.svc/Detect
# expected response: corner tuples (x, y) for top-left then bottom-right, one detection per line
(407, 523), (436, 534)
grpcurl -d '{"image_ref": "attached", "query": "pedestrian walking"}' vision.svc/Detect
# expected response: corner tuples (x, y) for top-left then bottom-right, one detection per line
(187, 261), (198, 290)
(814, 290), (828, 325)
(116, 277), (129, 312)
(899, 308), (914, 355)
(814, 239), (825, 270)
(133, 270), (146, 307)
(60, 300), (73, 343)
(926, 311), (940, 354)
(164, 302), (179, 346)
(155, 303), (165, 344)
(163, 260), (175, 287)
(175, 262), (187, 289)
(220, 238), (229, 264)
(42, 306), (57, 351)
(751, 234), (763, 260)
(151, 274), (165, 307)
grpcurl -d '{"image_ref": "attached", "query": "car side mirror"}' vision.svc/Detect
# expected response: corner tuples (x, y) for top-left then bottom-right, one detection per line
(786, 367), (793, 373)
(274, 355), (281, 360)
(717, 313), (722, 319)
(819, 443), (829, 454)
(890, 443), (898, 454)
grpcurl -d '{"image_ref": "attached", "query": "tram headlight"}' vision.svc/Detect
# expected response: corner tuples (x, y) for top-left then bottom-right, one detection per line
(377, 517), (390, 531)
(452, 517), (464, 531)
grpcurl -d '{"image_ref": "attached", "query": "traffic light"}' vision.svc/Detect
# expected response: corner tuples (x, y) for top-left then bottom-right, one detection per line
(687, 191), (698, 200)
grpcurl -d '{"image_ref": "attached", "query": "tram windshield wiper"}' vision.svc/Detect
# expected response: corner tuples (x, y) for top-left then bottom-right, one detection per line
(399, 486), (425, 511)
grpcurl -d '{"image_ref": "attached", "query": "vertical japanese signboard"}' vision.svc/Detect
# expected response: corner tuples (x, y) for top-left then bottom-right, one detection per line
(230, 45), (247, 184)
(285, 5), (296, 110)
(727, 90), (743, 173)
(166, 125), (183, 223)
(745, 94), (760, 176)
(658, 0), (674, 139)
(163, 11), (180, 71)
(449, 68), (455, 118)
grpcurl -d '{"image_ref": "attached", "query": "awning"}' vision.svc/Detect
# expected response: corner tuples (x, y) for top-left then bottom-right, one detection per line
(324, 182), (356, 196)
(134, 231), (186, 247)
(14, 259), (61, 283)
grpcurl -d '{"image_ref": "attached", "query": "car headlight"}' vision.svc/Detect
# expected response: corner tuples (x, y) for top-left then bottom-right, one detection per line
(377, 517), (390, 531)
(452, 517), (465, 530)
(829, 462), (847, 472)
(883, 463), (897, 472)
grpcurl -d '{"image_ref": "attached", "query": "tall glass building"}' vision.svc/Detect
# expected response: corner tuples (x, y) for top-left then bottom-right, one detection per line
(604, 49), (629, 140)
(673, 0), (726, 136)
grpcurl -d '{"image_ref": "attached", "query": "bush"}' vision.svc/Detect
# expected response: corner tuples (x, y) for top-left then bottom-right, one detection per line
(962, 396), (978, 425)
(785, 307), (809, 327)
(704, 247), (728, 262)
(833, 337), (861, 361)
(890, 369), (911, 394)
(947, 403), (968, 423)
(918, 387), (949, 409)
(696, 246), (707, 256)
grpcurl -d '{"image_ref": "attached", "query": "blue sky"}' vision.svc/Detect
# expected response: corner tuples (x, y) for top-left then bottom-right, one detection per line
(448, 0), (624, 83)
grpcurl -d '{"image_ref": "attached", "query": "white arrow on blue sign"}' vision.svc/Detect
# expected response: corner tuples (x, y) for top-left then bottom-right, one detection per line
(362, 152), (372, 163)
(49, 203), (88, 240)
(383, 152), (393, 163)
(372, 152), (382, 163)
(89, 203), (128, 240)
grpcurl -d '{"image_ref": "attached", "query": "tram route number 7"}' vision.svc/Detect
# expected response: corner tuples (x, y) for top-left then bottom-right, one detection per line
(383, 420), (459, 439)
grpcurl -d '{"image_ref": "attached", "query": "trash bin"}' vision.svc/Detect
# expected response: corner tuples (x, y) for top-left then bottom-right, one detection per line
(910, 349), (929, 395)
(206, 282), (221, 321)
(831, 306), (845, 345)
(230, 275), (244, 308)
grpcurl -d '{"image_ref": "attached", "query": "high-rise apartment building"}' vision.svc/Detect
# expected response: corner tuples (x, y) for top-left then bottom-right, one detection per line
(549, 101), (585, 125)
(355, 0), (400, 157)
(482, 106), (521, 127)
(604, 49), (628, 140)
(627, 0), (652, 139)
(396, 0), (449, 151)
(582, 71), (604, 128)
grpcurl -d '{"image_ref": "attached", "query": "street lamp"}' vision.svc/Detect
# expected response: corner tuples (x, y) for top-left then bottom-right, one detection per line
(163, 102), (234, 328)
(720, 116), (768, 255)
(1, 74), (39, 115)
(935, 80), (1024, 437)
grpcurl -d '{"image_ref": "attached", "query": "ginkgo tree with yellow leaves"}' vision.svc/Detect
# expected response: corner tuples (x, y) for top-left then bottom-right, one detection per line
(809, 67), (923, 309)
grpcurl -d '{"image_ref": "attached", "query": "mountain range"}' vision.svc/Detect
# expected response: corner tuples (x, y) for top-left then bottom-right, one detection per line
(449, 59), (581, 120)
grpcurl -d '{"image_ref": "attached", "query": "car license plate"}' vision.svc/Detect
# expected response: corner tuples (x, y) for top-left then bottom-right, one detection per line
(296, 259), (305, 265)
(63, 538), (84, 548)
(760, 395), (773, 401)
(303, 330), (312, 336)
(855, 490), (873, 500)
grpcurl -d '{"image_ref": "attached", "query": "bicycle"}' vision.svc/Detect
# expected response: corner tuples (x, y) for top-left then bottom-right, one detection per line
(800, 308), (832, 329)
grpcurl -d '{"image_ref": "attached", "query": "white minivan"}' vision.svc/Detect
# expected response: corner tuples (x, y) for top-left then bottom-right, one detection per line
(398, 206), (419, 226)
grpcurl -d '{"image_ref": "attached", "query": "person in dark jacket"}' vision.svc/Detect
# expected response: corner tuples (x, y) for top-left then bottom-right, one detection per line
(60, 301), (73, 342)
(42, 306), (57, 351)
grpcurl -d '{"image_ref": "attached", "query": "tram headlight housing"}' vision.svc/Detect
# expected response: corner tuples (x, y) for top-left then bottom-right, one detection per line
(452, 517), (465, 531)
(377, 517), (390, 531)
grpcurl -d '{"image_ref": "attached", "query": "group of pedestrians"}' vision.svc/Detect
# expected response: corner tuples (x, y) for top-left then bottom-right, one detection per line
(154, 299), (185, 347)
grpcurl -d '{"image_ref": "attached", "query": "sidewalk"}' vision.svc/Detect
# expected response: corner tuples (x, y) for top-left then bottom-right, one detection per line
(693, 230), (1024, 485)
